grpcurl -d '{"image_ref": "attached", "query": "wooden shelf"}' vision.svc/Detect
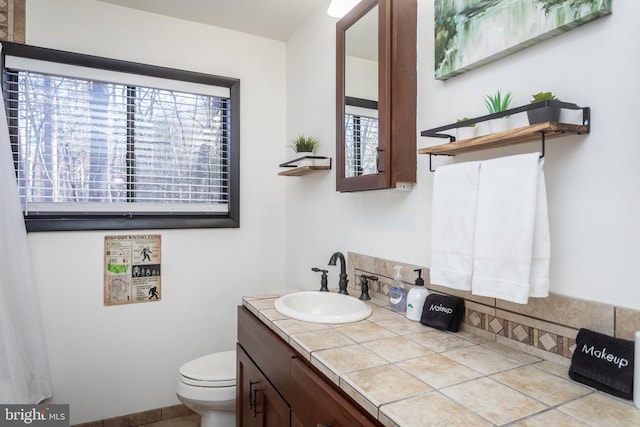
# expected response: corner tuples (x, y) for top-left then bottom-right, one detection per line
(419, 122), (588, 156)
(278, 165), (331, 176)
(278, 156), (332, 177)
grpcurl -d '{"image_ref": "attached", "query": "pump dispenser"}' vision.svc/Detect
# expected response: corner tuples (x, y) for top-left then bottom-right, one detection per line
(406, 268), (429, 321)
(389, 266), (407, 313)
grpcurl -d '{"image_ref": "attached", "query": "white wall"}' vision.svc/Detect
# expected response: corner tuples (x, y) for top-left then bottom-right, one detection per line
(25, 0), (287, 423)
(285, 0), (640, 308)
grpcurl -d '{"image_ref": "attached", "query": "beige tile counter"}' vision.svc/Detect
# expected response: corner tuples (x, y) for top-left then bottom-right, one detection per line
(242, 294), (640, 427)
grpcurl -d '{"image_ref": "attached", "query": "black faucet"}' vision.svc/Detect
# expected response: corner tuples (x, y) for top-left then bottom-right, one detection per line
(328, 251), (349, 295)
(359, 275), (378, 301)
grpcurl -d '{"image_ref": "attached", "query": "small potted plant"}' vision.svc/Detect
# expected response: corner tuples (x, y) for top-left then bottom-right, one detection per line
(290, 134), (320, 166)
(483, 89), (512, 133)
(527, 91), (561, 125)
(455, 117), (476, 141)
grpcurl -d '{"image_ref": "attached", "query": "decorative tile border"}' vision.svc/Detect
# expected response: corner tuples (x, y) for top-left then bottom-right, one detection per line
(348, 252), (640, 362)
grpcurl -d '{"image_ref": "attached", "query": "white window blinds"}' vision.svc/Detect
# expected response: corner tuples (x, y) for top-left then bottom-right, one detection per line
(4, 56), (232, 216)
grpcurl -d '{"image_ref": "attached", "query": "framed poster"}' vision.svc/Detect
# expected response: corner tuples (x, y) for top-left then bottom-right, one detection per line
(435, 0), (612, 80)
(104, 234), (161, 306)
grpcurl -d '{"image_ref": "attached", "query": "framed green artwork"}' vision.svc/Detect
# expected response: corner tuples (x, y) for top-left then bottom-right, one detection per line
(435, 0), (612, 80)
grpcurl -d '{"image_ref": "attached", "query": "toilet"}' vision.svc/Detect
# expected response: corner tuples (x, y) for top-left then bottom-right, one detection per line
(176, 350), (237, 427)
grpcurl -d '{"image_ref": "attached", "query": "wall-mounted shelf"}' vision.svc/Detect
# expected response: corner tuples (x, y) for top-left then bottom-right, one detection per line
(278, 156), (332, 176)
(419, 101), (590, 171)
(418, 121), (588, 156)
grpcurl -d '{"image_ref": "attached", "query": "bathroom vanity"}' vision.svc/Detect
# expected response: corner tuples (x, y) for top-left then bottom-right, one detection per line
(237, 305), (380, 427)
(238, 293), (640, 426)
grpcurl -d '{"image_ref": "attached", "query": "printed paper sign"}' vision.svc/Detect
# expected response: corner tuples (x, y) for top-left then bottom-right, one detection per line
(104, 234), (161, 306)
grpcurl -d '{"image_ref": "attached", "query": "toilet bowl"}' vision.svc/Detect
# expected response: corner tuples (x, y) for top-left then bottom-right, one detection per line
(176, 350), (236, 427)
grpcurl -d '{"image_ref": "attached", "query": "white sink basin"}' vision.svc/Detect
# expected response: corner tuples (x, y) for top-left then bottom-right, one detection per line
(274, 291), (372, 324)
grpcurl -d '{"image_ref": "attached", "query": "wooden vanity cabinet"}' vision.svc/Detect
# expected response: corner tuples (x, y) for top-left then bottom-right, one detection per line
(237, 345), (290, 426)
(237, 306), (382, 427)
(290, 358), (378, 427)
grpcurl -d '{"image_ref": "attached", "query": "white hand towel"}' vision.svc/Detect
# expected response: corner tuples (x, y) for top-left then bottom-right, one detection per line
(529, 161), (551, 297)
(430, 161), (481, 290)
(471, 153), (550, 304)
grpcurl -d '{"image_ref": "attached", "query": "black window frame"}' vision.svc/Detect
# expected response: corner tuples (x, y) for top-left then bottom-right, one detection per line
(1, 42), (240, 232)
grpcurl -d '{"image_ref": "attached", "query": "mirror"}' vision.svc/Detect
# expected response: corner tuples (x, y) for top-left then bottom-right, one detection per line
(344, 5), (378, 178)
(336, 0), (416, 192)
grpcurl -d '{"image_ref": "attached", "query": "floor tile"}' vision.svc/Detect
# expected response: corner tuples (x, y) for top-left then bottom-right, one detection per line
(145, 414), (200, 427)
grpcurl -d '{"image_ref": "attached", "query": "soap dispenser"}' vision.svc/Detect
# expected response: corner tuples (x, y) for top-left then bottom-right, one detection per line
(406, 268), (429, 321)
(389, 266), (407, 313)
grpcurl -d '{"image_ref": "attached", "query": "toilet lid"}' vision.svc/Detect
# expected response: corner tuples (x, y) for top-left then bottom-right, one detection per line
(179, 350), (236, 387)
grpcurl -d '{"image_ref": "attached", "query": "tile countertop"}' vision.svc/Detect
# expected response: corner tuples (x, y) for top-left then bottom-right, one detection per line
(242, 293), (640, 427)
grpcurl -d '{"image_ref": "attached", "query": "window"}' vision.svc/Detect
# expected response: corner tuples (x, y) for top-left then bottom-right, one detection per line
(344, 96), (378, 177)
(1, 42), (239, 231)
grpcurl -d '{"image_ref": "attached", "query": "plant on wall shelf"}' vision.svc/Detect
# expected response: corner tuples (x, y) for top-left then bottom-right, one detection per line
(290, 134), (320, 153)
(483, 89), (512, 114)
(455, 117), (476, 140)
(456, 117), (476, 127)
(528, 91), (561, 125)
(530, 91), (557, 102)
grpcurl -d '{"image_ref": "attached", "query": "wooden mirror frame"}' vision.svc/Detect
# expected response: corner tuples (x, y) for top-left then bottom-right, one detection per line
(336, 0), (416, 192)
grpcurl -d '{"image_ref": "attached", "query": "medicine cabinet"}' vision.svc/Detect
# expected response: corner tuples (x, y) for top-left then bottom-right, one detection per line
(335, 0), (417, 192)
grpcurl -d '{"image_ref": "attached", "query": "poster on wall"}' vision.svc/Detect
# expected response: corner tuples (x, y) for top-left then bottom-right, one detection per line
(434, 0), (612, 80)
(104, 234), (162, 306)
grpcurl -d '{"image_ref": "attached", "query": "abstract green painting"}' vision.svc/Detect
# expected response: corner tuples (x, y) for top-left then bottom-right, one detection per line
(435, 0), (612, 80)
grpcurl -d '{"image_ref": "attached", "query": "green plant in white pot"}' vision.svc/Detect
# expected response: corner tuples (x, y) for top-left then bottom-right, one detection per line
(483, 89), (512, 133)
(290, 134), (320, 166)
(527, 91), (561, 125)
(455, 117), (476, 141)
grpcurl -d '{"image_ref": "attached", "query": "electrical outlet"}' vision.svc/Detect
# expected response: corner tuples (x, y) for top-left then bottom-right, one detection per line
(395, 182), (414, 191)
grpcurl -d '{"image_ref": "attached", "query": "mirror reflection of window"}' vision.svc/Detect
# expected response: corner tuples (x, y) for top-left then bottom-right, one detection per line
(345, 97), (378, 177)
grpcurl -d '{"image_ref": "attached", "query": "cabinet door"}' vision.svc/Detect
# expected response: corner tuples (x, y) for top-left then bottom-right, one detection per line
(237, 345), (290, 427)
(290, 358), (379, 427)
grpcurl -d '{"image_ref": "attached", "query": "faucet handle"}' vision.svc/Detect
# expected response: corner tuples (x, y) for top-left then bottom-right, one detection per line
(312, 267), (329, 292)
(359, 275), (377, 301)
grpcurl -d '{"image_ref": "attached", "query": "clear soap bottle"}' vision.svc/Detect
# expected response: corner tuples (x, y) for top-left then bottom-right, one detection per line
(389, 266), (407, 313)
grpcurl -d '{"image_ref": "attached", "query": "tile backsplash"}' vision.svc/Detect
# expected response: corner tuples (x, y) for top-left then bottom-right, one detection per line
(347, 252), (640, 366)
